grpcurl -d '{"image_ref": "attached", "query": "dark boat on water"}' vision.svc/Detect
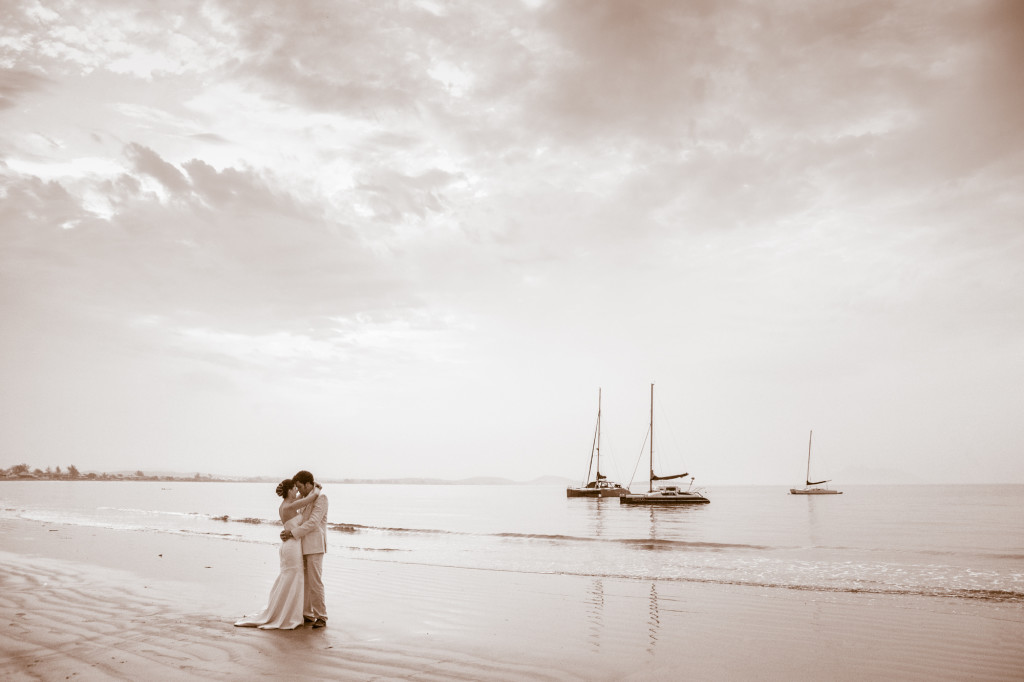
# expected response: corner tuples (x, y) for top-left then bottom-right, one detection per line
(620, 383), (710, 505)
(567, 388), (629, 498)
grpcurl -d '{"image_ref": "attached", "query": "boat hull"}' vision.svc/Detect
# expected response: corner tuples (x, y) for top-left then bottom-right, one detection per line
(789, 488), (842, 495)
(566, 486), (628, 498)
(619, 492), (710, 505)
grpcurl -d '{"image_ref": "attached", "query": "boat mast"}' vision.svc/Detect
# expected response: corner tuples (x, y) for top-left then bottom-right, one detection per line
(595, 388), (602, 482)
(649, 383), (654, 493)
(806, 430), (813, 486)
(584, 391), (599, 484)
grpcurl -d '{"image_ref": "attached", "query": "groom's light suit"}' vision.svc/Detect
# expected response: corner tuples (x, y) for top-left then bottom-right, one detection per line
(291, 490), (328, 622)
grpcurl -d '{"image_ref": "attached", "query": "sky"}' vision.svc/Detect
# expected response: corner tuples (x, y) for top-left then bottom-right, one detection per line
(1, 0), (1022, 485)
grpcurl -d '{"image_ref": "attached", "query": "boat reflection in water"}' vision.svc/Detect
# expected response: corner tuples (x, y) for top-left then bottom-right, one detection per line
(620, 384), (710, 506)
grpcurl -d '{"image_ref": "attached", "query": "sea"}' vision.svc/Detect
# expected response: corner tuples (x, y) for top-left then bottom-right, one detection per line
(1, 481), (1022, 605)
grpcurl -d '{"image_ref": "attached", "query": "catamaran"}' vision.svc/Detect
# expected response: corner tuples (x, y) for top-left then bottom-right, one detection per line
(789, 430), (842, 495)
(566, 388), (628, 498)
(620, 383), (710, 505)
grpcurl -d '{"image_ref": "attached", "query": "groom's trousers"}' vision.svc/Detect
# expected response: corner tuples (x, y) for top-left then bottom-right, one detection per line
(303, 553), (327, 621)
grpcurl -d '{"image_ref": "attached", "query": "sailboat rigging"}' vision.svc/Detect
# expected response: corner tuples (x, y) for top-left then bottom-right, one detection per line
(789, 430), (842, 495)
(620, 383), (710, 505)
(567, 388), (628, 498)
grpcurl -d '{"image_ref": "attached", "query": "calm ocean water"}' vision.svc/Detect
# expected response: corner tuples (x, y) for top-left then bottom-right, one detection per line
(1, 482), (1021, 603)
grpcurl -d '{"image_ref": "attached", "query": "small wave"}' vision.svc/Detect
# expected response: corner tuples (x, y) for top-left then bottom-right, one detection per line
(740, 582), (1024, 604)
(97, 507), (200, 518)
(812, 544), (1024, 561)
(315, 522), (776, 551)
(344, 555), (1024, 604)
(196, 516), (775, 553)
(652, 577), (1024, 604)
(495, 531), (772, 551)
(337, 523), (455, 535)
(210, 514), (269, 525)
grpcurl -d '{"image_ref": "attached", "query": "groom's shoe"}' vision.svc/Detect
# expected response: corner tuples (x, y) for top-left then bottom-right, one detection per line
(303, 616), (315, 624)
(312, 618), (327, 629)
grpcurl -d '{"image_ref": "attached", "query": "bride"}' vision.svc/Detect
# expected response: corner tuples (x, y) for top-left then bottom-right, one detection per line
(235, 478), (321, 629)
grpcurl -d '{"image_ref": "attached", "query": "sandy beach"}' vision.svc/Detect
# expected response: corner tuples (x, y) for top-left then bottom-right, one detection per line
(1, 516), (1022, 681)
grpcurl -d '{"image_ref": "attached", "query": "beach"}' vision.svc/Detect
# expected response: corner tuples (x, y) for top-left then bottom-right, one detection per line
(2, 515), (1022, 681)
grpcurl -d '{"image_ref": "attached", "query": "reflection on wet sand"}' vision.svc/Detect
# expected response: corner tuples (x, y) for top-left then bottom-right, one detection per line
(587, 577), (604, 653)
(647, 582), (660, 655)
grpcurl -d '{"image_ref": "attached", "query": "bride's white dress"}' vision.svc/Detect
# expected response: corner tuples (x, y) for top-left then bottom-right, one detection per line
(235, 515), (304, 629)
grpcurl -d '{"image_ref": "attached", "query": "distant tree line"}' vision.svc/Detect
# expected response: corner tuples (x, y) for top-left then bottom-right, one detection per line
(0, 464), (228, 482)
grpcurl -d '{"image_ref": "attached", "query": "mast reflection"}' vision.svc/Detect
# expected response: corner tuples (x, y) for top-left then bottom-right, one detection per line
(647, 582), (660, 654)
(587, 578), (604, 653)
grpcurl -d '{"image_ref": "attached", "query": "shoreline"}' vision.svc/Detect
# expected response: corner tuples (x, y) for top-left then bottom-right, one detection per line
(2, 517), (1022, 680)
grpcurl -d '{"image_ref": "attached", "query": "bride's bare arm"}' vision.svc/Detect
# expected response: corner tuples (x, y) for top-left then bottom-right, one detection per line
(278, 485), (321, 540)
(282, 486), (320, 514)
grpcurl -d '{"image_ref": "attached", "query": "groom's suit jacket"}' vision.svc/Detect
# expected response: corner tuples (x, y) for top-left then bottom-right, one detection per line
(292, 491), (328, 555)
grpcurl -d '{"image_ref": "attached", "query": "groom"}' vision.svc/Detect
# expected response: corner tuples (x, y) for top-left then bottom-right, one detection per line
(280, 470), (328, 628)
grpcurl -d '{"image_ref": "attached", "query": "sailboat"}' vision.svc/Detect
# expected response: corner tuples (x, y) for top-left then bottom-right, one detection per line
(620, 384), (710, 505)
(566, 388), (628, 498)
(789, 430), (842, 495)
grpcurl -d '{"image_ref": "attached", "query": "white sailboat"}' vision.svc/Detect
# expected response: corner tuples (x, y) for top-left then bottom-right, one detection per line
(620, 383), (710, 505)
(789, 430), (842, 495)
(567, 388), (628, 498)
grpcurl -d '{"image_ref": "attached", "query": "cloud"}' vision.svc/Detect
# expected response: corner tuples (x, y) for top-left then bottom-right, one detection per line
(1, 147), (411, 341)
(126, 142), (190, 193)
(189, 132), (230, 144)
(218, 0), (443, 114)
(0, 68), (50, 110)
(355, 167), (461, 224)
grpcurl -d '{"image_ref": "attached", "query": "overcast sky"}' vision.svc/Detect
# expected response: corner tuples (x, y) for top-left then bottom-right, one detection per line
(1, 0), (1022, 485)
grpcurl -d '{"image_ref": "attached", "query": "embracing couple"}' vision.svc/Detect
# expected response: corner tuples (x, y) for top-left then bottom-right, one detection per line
(235, 470), (329, 630)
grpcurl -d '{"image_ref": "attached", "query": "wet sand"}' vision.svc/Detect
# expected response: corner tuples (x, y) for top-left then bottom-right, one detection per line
(1, 517), (1022, 680)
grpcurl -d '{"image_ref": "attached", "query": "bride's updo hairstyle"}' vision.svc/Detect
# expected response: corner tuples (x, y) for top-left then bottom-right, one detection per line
(276, 478), (295, 498)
